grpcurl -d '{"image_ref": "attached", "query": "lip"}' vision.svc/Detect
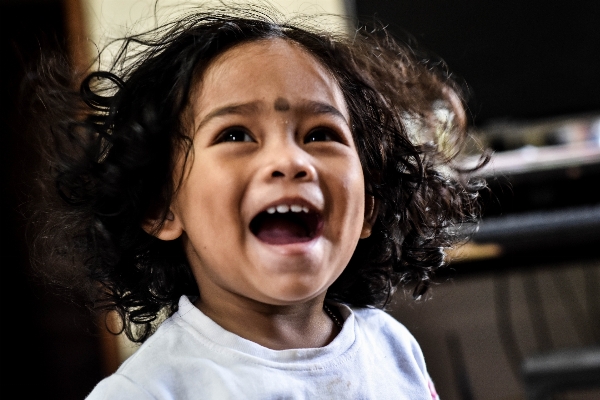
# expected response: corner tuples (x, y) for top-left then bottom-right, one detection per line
(251, 233), (322, 255)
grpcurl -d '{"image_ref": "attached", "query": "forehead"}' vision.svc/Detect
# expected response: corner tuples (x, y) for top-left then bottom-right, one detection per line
(192, 38), (349, 120)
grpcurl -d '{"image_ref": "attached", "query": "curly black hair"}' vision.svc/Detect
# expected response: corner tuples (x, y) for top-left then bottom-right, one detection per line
(31, 7), (486, 343)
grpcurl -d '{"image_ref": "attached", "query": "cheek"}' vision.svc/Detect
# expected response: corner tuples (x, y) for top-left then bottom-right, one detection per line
(342, 157), (366, 212)
(175, 163), (250, 287)
(326, 160), (366, 241)
(175, 162), (245, 241)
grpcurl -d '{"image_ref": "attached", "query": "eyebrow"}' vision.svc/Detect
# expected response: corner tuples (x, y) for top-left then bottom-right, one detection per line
(300, 100), (348, 125)
(195, 99), (349, 131)
(196, 101), (263, 131)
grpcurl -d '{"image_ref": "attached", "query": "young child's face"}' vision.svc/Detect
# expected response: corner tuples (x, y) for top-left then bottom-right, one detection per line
(167, 38), (370, 306)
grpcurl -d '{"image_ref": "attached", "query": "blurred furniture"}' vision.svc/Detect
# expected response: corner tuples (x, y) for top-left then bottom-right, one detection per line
(452, 136), (600, 272)
(522, 346), (600, 400)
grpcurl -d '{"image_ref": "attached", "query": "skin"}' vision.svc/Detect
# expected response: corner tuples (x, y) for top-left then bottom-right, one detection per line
(149, 39), (375, 350)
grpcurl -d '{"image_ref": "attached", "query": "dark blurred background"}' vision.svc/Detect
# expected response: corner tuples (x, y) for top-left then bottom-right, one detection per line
(357, 0), (600, 125)
(2, 1), (599, 399)
(1, 0), (105, 398)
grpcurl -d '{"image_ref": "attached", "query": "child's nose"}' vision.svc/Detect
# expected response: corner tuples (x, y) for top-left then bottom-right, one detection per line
(261, 141), (317, 183)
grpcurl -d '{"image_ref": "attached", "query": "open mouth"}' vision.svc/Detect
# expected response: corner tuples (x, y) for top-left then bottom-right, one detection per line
(249, 205), (323, 245)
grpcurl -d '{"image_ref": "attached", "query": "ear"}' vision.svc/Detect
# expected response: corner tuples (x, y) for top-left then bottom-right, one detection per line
(360, 194), (378, 239)
(142, 209), (183, 241)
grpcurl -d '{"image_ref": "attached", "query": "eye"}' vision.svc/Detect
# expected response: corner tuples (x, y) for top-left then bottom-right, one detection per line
(216, 127), (255, 143)
(304, 127), (340, 143)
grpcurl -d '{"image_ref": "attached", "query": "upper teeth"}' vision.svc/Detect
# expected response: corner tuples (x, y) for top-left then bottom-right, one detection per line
(266, 204), (310, 214)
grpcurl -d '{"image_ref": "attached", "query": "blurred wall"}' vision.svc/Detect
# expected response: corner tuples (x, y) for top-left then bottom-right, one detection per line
(82, 0), (349, 70)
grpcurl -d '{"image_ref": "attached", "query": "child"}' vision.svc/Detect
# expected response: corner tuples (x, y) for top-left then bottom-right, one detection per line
(34, 6), (484, 399)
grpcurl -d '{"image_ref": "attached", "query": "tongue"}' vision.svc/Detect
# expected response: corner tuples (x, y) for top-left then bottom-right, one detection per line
(255, 217), (311, 245)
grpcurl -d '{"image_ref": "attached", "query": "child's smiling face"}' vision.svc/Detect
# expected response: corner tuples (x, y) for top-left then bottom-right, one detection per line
(164, 38), (372, 307)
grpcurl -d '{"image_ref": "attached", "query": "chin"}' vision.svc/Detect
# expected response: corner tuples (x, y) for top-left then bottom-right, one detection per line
(258, 278), (330, 305)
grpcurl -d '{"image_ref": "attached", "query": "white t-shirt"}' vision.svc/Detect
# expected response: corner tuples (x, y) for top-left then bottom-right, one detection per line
(86, 296), (439, 399)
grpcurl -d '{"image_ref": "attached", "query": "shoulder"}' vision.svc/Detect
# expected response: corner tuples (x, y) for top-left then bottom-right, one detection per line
(85, 317), (190, 399)
(87, 301), (209, 398)
(350, 307), (440, 399)
(87, 295), (261, 398)
(350, 307), (428, 372)
(86, 374), (157, 400)
(352, 307), (418, 345)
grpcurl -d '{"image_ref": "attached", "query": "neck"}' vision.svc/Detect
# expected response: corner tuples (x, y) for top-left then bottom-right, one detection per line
(194, 292), (340, 350)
